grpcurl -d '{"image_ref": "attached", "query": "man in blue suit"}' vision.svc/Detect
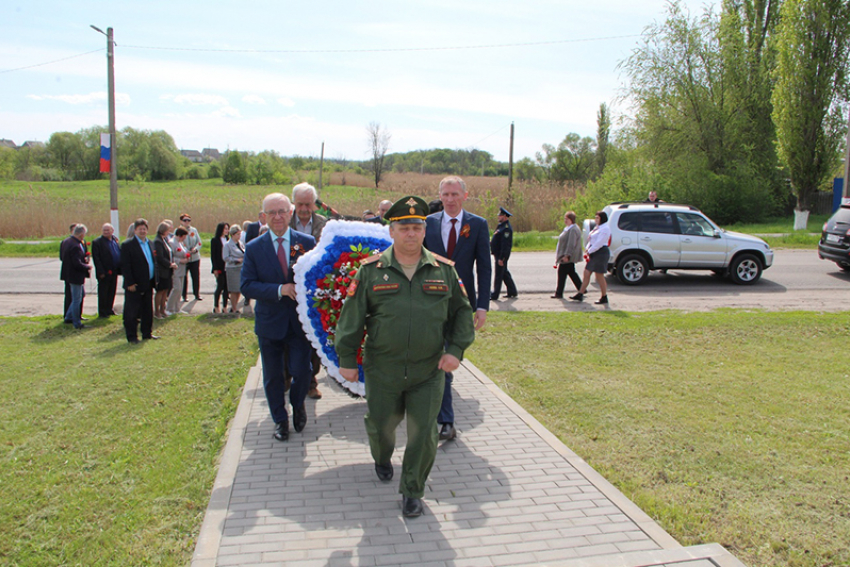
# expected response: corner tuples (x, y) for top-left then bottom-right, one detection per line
(241, 193), (317, 442)
(424, 176), (491, 441)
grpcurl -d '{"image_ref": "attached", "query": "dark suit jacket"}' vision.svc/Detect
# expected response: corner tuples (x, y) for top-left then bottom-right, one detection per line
(91, 235), (121, 278)
(121, 237), (156, 293)
(210, 236), (226, 273)
(59, 236), (74, 281)
(244, 221), (264, 243)
(241, 230), (316, 341)
(62, 238), (91, 285)
(153, 236), (174, 279)
(425, 210), (492, 311)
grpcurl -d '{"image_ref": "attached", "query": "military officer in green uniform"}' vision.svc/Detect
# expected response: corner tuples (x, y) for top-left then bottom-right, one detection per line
(335, 195), (475, 518)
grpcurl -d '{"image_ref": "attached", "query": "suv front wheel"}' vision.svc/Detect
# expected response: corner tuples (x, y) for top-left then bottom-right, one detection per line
(616, 254), (649, 285)
(729, 253), (762, 285)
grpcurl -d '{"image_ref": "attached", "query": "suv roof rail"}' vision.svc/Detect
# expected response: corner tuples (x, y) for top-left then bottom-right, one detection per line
(609, 201), (701, 212)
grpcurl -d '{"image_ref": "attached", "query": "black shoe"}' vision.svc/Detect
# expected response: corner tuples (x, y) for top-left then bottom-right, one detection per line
(274, 422), (289, 441)
(375, 462), (393, 481)
(195, 296), (203, 301)
(569, 293), (584, 301)
(595, 295), (608, 305)
(64, 319), (73, 325)
(402, 496), (423, 518)
(293, 404), (307, 432)
(75, 324), (87, 330)
(506, 294), (517, 298)
(550, 294), (563, 299)
(490, 295), (498, 301)
(439, 423), (456, 441)
(142, 335), (161, 340)
(128, 338), (141, 344)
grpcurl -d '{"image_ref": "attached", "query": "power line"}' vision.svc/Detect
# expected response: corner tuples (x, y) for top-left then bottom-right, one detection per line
(0, 48), (104, 74)
(469, 124), (511, 149)
(120, 34), (641, 54)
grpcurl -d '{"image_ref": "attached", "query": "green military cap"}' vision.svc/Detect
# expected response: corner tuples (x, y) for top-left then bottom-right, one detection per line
(384, 195), (429, 224)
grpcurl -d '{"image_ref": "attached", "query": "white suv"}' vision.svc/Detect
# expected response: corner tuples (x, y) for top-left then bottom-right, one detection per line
(585, 202), (774, 285)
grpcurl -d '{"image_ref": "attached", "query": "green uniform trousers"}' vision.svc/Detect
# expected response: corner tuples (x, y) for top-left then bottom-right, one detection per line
(364, 368), (445, 499)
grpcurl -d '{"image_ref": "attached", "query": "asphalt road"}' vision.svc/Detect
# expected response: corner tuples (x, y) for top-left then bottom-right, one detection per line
(1, 249), (848, 317)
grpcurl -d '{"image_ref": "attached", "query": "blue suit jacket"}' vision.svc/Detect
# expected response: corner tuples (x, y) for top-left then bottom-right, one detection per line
(425, 210), (491, 311)
(241, 230), (316, 341)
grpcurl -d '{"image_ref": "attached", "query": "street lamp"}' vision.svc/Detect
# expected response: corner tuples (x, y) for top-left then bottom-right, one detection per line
(91, 25), (119, 235)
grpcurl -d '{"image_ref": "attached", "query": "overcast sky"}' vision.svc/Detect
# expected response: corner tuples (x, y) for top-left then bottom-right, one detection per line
(1, 0), (709, 162)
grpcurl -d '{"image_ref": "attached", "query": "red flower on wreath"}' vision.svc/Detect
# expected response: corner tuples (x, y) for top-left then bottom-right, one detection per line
(311, 245), (378, 356)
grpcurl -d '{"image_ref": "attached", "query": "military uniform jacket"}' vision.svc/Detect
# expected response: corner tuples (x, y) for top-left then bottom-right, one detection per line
(335, 245), (475, 384)
(490, 220), (513, 262)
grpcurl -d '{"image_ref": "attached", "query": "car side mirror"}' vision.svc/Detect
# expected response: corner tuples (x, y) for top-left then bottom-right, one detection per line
(713, 229), (722, 238)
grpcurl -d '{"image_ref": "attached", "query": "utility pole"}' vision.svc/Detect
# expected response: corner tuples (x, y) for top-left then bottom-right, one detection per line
(318, 142), (324, 190)
(507, 122), (515, 201)
(92, 25), (119, 234)
(841, 108), (850, 199)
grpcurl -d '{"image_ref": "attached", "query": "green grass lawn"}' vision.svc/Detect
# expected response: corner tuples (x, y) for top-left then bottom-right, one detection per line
(467, 310), (850, 567)
(0, 315), (258, 566)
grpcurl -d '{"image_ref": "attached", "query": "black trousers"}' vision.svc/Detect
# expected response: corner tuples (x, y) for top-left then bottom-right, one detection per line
(491, 259), (517, 299)
(214, 271), (229, 308)
(555, 262), (583, 297)
(123, 280), (154, 341)
(97, 274), (118, 317)
(64, 281), (84, 321)
(183, 260), (201, 299)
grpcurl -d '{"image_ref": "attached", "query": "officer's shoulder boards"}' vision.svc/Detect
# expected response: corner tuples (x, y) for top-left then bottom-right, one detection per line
(360, 254), (382, 266)
(432, 253), (455, 267)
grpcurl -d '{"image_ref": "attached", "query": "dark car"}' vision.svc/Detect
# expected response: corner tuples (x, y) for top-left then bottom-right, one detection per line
(818, 204), (850, 271)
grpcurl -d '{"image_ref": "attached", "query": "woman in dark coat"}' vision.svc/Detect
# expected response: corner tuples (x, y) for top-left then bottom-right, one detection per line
(210, 222), (230, 313)
(153, 221), (177, 318)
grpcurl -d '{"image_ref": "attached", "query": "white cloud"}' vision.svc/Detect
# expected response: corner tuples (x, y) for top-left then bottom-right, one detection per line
(277, 97), (295, 107)
(161, 93), (230, 106)
(26, 92), (131, 106)
(212, 106), (241, 118)
(242, 95), (267, 105)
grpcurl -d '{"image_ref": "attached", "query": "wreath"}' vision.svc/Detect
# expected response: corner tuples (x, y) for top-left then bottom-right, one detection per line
(293, 220), (392, 397)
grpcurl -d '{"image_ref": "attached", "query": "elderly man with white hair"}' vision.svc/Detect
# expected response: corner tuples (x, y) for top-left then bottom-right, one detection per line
(290, 182), (327, 241)
(288, 182), (328, 399)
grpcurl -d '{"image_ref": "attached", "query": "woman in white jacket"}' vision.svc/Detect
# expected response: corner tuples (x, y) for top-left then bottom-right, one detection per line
(570, 211), (612, 305)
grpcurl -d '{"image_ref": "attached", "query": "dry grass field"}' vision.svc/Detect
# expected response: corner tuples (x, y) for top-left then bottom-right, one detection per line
(0, 173), (582, 238)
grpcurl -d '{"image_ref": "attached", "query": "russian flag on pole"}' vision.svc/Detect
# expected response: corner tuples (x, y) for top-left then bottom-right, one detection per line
(99, 133), (111, 173)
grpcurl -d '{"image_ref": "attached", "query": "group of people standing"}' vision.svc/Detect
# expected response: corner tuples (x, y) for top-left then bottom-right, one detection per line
(551, 209), (611, 305)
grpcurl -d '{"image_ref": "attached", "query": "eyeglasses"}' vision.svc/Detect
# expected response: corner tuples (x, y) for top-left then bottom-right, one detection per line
(264, 209), (289, 217)
(182, 218), (191, 222)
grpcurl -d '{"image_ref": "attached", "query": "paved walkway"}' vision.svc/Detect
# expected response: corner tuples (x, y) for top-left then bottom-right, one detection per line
(191, 360), (745, 567)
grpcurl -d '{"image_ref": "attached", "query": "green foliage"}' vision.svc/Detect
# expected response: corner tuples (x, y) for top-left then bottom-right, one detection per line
(386, 148), (508, 176)
(772, 0), (850, 211)
(470, 310), (850, 567)
(222, 151), (248, 184)
(536, 133), (597, 184)
(0, 315), (258, 566)
(614, 0), (784, 222)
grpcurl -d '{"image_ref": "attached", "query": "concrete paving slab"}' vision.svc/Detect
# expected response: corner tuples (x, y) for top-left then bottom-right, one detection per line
(191, 358), (745, 567)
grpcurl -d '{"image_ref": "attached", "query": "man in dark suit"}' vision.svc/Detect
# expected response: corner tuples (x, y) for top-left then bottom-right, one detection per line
(424, 175), (491, 441)
(244, 211), (266, 244)
(61, 223), (87, 323)
(241, 193), (317, 442)
(61, 224), (92, 329)
(289, 182), (328, 399)
(120, 218), (158, 344)
(90, 223), (121, 318)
